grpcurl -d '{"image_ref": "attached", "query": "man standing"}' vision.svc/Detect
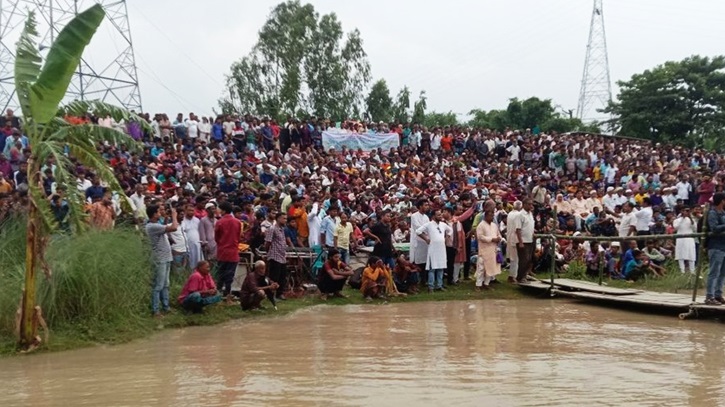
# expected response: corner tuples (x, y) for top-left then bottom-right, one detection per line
(265, 212), (288, 300)
(199, 202), (217, 263)
(634, 198), (653, 249)
(214, 201), (241, 301)
(416, 209), (452, 293)
(505, 201), (522, 283)
(89, 190), (115, 230)
(129, 184), (147, 224)
(513, 199), (535, 284)
(365, 210), (396, 268)
(181, 205), (203, 270)
(320, 206), (340, 250)
(409, 200), (430, 281)
(333, 212), (354, 264)
(146, 204), (178, 318)
(706, 193), (725, 305)
(476, 210), (502, 290)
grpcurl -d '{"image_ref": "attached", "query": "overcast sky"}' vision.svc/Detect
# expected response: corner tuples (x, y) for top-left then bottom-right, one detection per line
(112, 0), (725, 118)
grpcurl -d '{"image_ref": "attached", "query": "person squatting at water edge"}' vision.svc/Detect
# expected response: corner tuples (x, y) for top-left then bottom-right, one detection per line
(177, 260), (223, 313)
(240, 260), (279, 311)
(4, 111), (725, 310)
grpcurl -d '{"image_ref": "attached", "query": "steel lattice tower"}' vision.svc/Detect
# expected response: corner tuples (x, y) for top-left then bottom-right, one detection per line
(576, 0), (612, 124)
(0, 0), (142, 113)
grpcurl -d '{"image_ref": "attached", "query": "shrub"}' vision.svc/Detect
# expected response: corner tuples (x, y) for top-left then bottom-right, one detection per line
(0, 217), (152, 339)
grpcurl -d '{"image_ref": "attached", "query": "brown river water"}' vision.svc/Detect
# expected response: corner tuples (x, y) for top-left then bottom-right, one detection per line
(1, 299), (724, 407)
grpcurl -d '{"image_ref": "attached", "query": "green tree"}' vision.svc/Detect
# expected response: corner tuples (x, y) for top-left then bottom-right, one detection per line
(424, 111), (458, 128)
(604, 55), (725, 146)
(392, 86), (411, 123)
(225, 0), (370, 121)
(412, 90), (427, 125)
(14, 5), (145, 350)
(365, 79), (393, 123)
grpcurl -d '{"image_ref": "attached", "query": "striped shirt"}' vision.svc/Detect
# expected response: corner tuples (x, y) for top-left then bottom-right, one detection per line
(265, 224), (287, 264)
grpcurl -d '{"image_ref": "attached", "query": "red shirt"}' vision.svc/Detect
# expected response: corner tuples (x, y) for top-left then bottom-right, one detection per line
(178, 270), (216, 303)
(215, 214), (242, 262)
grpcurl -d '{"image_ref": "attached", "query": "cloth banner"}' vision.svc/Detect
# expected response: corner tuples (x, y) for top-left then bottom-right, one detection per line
(322, 131), (399, 152)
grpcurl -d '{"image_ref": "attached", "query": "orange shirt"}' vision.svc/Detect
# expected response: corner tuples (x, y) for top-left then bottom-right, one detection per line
(292, 206), (309, 238)
(441, 135), (453, 151)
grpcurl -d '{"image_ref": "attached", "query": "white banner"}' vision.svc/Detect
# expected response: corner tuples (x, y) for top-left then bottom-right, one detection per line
(322, 130), (400, 152)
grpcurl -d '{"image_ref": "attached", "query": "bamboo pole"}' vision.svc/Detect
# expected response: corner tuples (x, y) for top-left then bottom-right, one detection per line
(598, 250), (605, 286)
(692, 204), (709, 303)
(550, 207), (556, 289)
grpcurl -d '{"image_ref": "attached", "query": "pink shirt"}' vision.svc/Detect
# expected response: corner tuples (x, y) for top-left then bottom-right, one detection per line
(178, 270), (216, 303)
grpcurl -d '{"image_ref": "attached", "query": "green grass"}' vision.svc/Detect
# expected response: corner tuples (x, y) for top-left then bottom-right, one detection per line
(543, 260), (705, 294)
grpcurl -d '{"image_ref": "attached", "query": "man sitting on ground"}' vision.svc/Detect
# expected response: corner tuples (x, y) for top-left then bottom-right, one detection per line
(240, 260), (279, 311)
(178, 260), (223, 313)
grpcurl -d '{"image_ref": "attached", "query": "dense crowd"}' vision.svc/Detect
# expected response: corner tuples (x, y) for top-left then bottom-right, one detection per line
(3, 106), (725, 314)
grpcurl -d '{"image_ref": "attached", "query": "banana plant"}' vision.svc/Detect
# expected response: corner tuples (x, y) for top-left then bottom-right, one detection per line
(14, 4), (147, 351)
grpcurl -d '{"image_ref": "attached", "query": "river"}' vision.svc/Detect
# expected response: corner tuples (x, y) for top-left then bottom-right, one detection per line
(0, 299), (723, 406)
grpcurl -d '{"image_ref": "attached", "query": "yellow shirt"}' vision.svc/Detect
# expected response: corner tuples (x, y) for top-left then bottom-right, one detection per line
(334, 222), (354, 249)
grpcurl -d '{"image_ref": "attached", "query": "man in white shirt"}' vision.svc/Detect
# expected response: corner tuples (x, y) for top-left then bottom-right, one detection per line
(505, 201), (522, 283)
(662, 187), (678, 210)
(676, 177), (692, 204)
(618, 202), (637, 237)
(181, 205), (203, 270)
(129, 184), (147, 223)
(416, 209), (451, 292)
(513, 199), (536, 283)
(603, 187), (618, 213)
(186, 114), (199, 140)
(634, 197), (654, 248)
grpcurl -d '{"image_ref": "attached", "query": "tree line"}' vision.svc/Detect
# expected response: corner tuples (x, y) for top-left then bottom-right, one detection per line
(223, 0), (725, 145)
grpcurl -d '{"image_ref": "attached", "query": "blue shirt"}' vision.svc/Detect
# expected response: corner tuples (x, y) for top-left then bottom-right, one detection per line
(623, 259), (641, 278)
(321, 216), (338, 247)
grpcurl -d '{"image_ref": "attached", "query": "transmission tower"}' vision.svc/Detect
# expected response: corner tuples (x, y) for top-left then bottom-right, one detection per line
(0, 0), (142, 114)
(576, 0), (612, 124)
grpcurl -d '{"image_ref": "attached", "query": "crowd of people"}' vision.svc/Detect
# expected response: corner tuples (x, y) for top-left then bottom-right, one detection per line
(3, 106), (725, 313)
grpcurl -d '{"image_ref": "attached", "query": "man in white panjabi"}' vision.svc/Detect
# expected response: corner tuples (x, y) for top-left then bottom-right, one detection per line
(409, 199), (430, 275)
(505, 201), (523, 283)
(181, 205), (203, 270)
(673, 207), (697, 274)
(416, 209), (451, 293)
(476, 210), (503, 290)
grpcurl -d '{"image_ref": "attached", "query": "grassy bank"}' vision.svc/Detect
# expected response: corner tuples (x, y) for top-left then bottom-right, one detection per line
(0, 216), (707, 357)
(0, 276), (526, 356)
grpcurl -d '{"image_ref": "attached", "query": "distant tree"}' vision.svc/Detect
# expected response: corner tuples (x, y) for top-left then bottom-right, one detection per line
(365, 79), (393, 123)
(225, 0), (370, 121)
(392, 86), (411, 124)
(412, 90), (427, 125)
(424, 111), (458, 128)
(604, 55), (725, 146)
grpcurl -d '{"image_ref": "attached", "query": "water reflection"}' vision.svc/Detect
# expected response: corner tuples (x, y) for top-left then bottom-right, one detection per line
(0, 300), (724, 406)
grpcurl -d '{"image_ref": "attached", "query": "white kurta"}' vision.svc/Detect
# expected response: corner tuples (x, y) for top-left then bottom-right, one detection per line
(506, 210), (520, 261)
(416, 221), (451, 270)
(181, 217), (203, 269)
(476, 220), (502, 277)
(410, 211), (430, 264)
(673, 216), (696, 261)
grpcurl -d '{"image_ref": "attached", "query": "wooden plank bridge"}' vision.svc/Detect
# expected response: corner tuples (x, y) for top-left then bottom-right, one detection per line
(518, 278), (725, 320)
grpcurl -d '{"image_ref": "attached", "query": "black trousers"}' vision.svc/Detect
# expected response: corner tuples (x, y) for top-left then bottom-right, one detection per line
(636, 231), (651, 249)
(446, 246), (457, 284)
(216, 261), (238, 296)
(462, 237), (472, 279)
(417, 263), (428, 284)
(516, 243), (535, 281)
(267, 259), (287, 297)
